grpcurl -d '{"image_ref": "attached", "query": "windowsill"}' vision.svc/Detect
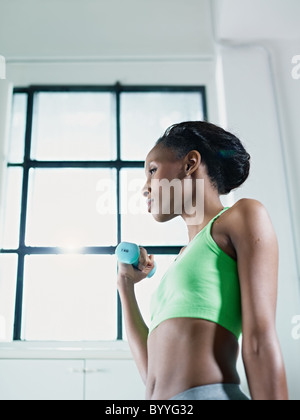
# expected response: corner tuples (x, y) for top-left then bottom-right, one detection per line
(0, 340), (133, 360)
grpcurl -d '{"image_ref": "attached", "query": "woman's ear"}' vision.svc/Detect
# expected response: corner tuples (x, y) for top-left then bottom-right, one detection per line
(184, 150), (201, 176)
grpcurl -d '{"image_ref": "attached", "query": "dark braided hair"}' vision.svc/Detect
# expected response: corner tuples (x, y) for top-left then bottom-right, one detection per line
(156, 121), (251, 195)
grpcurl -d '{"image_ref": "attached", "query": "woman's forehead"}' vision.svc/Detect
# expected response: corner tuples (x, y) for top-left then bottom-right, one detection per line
(145, 145), (178, 167)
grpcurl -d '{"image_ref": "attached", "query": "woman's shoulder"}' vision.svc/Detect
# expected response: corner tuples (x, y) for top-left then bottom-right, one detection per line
(224, 198), (274, 239)
(230, 198), (266, 217)
(229, 198), (269, 220)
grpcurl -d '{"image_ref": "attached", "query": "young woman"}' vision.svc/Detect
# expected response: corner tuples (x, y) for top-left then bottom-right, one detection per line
(117, 121), (288, 400)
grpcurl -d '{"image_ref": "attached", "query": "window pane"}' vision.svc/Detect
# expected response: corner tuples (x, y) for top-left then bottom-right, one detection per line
(121, 92), (204, 161)
(0, 254), (18, 341)
(26, 169), (117, 247)
(31, 92), (116, 161)
(120, 169), (187, 246)
(22, 255), (117, 341)
(8, 93), (27, 163)
(0, 168), (23, 249)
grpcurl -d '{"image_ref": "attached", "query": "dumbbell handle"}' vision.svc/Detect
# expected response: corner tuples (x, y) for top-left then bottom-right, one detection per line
(115, 242), (157, 278)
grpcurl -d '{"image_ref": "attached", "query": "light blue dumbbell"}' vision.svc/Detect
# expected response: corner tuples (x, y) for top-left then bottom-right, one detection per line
(115, 242), (157, 278)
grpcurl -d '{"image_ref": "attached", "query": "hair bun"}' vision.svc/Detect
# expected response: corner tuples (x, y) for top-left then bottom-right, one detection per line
(217, 146), (251, 195)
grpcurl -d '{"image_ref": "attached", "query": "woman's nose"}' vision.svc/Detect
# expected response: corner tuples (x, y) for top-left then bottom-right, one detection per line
(142, 181), (150, 198)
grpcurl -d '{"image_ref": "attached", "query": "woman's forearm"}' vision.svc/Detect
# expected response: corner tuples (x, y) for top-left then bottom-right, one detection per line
(118, 276), (149, 384)
(243, 334), (289, 400)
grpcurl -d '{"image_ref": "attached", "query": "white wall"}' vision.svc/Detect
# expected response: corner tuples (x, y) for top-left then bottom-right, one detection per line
(215, 0), (300, 40)
(0, 80), (13, 240)
(270, 40), (300, 263)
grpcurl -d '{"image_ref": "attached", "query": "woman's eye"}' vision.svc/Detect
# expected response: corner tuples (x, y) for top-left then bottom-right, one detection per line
(149, 168), (157, 176)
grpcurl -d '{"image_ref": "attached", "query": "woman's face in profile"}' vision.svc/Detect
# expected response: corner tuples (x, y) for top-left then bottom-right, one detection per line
(142, 145), (189, 223)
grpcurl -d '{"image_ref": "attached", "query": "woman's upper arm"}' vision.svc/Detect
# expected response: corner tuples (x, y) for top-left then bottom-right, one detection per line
(230, 199), (279, 339)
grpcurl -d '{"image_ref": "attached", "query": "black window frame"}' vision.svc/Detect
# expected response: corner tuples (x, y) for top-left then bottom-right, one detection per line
(0, 83), (208, 341)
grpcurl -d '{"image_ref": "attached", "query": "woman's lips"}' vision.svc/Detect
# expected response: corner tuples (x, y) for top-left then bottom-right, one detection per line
(147, 199), (154, 211)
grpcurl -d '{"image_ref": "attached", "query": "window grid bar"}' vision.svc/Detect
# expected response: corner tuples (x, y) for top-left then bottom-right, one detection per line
(13, 89), (34, 340)
(1, 246), (182, 255)
(116, 82), (123, 340)
(7, 160), (146, 169)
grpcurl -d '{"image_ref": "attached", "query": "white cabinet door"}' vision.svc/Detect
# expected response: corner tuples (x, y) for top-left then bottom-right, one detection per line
(85, 360), (145, 400)
(0, 360), (84, 400)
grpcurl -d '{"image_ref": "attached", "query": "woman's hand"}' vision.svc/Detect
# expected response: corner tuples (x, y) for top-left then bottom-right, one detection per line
(117, 247), (155, 285)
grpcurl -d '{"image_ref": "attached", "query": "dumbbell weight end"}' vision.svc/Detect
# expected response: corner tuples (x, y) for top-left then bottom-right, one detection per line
(115, 242), (157, 278)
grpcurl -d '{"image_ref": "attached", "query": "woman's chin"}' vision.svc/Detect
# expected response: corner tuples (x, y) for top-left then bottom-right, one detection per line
(151, 212), (179, 223)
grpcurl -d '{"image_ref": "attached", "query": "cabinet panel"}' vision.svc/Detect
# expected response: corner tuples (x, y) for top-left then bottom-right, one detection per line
(0, 360), (84, 400)
(85, 360), (145, 400)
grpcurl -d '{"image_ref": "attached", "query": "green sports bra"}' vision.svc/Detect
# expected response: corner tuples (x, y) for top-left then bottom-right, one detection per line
(149, 208), (242, 339)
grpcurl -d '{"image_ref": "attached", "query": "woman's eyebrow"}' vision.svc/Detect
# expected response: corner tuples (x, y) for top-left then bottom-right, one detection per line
(145, 161), (153, 172)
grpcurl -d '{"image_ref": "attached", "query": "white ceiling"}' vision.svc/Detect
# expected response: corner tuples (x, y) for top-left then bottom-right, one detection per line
(215, 0), (300, 41)
(1, 0), (298, 62)
(0, 0), (214, 60)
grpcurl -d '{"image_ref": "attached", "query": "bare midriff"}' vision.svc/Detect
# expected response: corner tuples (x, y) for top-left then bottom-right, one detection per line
(146, 318), (240, 400)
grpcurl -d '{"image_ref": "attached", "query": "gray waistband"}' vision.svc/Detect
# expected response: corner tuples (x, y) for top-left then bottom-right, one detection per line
(169, 384), (250, 401)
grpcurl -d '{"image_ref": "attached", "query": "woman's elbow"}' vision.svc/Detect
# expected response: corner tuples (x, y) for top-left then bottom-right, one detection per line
(242, 330), (289, 400)
(242, 327), (280, 357)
